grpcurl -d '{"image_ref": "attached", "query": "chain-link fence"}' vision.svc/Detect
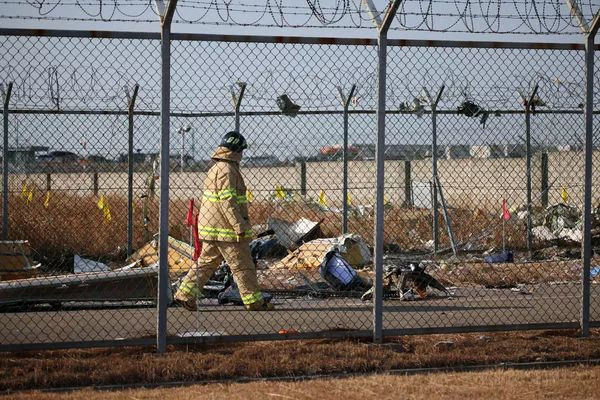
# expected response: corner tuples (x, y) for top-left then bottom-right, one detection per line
(0, 29), (598, 351)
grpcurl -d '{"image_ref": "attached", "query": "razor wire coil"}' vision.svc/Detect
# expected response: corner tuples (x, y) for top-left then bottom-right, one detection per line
(0, 0), (598, 35)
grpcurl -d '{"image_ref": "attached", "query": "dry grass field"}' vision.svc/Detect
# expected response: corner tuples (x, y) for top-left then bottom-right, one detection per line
(7, 190), (526, 270)
(1, 330), (598, 392)
(4, 366), (599, 400)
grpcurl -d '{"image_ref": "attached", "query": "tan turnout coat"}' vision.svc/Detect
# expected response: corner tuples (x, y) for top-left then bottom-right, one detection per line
(197, 146), (252, 242)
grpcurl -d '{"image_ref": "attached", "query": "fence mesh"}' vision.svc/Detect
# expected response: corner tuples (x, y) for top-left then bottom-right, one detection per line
(0, 32), (598, 349)
(383, 45), (588, 331)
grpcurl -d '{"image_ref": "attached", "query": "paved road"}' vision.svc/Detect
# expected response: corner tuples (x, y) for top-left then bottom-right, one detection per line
(1, 283), (599, 346)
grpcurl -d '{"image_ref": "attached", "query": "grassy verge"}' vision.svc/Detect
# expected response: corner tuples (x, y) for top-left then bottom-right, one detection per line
(4, 366), (600, 400)
(1, 329), (598, 392)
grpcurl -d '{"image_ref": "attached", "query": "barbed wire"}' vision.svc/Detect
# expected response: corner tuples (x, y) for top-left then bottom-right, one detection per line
(2, 62), (594, 112)
(0, 1), (598, 35)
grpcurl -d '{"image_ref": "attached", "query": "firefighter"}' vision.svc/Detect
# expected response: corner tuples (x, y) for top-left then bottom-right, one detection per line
(174, 131), (274, 312)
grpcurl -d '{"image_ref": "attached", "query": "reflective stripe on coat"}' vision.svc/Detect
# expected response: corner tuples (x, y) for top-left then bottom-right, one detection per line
(197, 146), (253, 242)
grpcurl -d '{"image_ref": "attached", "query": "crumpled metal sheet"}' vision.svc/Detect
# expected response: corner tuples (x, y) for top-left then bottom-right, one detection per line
(0, 265), (159, 306)
(267, 217), (321, 251)
(271, 234), (371, 270)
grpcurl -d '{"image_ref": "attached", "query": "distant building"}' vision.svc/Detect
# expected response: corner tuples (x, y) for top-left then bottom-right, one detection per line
(353, 144), (431, 160)
(169, 154), (195, 168)
(241, 155), (281, 168)
(319, 145), (359, 160)
(117, 152), (158, 164)
(470, 145), (505, 159)
(555, 144), (583, 152)
(443, 145), (470, 159)
(502, 144), (526, 158)
(313, 143), (590, 161)
(87, 154), (111, 163)
(34, 150), (84, 172)
(37, 150), (80, 163)
(2, 146), (49, 165)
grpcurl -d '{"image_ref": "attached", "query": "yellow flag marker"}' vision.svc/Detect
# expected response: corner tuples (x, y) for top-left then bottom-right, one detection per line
(318, 190), (327, 207)
(20, 182), (28, 199)
(44, 191), (51, 208)
(97, 195), (112, 222)
(373, 195), (390, 207)
(20, 181), (34, 205)
(246, 189), (254, 203)
(97, 195), (105, 210)
(274, 185), (286, 200)
(561, 187), (568, 204)
(104, 207), (112, 222)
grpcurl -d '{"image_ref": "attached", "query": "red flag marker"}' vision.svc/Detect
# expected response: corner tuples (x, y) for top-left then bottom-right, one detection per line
(501, 199), (510, 221)
(192, 212), (202, 261)
(185, 198), (195, 226)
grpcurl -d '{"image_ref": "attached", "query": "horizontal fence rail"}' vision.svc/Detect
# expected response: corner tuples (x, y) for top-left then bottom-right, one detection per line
(2, 28), (600, 49)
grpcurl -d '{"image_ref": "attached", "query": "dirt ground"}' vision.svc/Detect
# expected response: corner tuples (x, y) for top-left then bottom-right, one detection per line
(3, 366), (599, 400)
(1, 329), (599, 393)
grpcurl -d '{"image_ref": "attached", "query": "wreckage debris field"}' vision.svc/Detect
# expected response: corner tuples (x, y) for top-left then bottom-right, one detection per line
(2, 192), (599, 348)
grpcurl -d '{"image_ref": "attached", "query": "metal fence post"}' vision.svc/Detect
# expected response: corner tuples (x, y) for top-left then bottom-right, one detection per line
(404, 160), (412, 206)
(92, 172), (99, 196)
(435, 175), (457, 256)
(232, 82), (246, 132)
(373, 21), (387, 347)
(540, 152), (548, 208)
(338, 84), (356, 234)
(424, 86), (445, 253)
(522, 84), (538, 257)
(126, 84), (139, 257)
(581, 13), (600, 337)
(298, 159), (307, 197)
(155, 0), (178, 354)
(365, 0), (403, 344)
(2, 82), (13, 240)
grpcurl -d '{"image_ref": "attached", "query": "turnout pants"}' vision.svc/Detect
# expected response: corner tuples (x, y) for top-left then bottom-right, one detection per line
(177, 240), (263, 306)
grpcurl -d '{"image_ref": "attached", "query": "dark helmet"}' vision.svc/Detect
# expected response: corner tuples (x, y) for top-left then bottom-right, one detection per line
(220, 131), (248, 153)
